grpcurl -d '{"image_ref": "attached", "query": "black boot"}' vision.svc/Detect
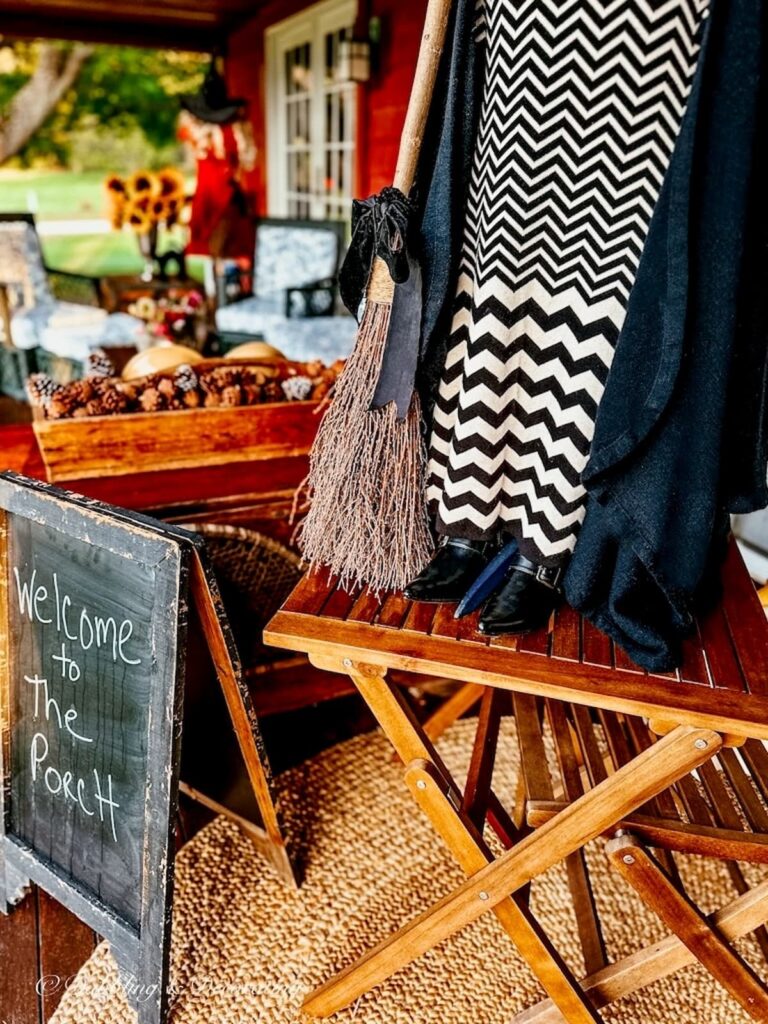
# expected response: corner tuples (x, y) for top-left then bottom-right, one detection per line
(404, 537), (495, 603)
(477, 552), (563, 635)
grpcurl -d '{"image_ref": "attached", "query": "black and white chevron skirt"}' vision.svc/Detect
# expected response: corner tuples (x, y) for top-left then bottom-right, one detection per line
(427, 0), (710, 567)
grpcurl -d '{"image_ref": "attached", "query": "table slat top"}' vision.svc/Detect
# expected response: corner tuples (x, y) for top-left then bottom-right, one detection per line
(265, 539), (768, 739)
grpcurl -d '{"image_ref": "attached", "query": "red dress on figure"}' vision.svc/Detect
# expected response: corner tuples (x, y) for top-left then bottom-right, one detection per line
(179, 112), (257, 260)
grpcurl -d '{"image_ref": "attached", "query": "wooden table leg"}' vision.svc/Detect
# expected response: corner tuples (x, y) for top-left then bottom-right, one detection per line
(406, 759), (602, 1024)
(606, 833), (768, 1021)
(304, 659), (721, 1019)
(318, 659), (599, 1020)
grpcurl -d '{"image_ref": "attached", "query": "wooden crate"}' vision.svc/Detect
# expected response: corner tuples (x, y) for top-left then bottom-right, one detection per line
(32, 401), (322, 483)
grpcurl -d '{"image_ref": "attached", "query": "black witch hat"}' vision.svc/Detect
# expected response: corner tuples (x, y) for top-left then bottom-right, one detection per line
(180, 58), (246, 125)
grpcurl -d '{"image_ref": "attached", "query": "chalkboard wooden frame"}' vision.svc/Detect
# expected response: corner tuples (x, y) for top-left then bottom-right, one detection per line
(0, 471), (189, 1023)
(0, 472), (297, 1024)
(187, 545), (296, 884)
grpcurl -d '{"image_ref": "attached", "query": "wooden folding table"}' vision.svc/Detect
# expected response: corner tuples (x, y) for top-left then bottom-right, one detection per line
(264, 538), (768, 1021)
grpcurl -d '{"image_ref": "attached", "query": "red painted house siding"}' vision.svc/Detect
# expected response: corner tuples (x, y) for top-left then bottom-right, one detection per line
(226, 0), (426, 215)
(358, 0), (428, 195)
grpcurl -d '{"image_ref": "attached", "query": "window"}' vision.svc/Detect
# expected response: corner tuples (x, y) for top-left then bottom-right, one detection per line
(267, 0), (357, 222)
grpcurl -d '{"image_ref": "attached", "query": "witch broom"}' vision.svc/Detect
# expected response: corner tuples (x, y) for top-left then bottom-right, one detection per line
(299, 0), (453, 592)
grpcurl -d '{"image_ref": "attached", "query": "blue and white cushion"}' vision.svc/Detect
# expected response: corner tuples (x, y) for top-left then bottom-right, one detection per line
(254, 226), (338, 297)
(216, 296), (356, 363)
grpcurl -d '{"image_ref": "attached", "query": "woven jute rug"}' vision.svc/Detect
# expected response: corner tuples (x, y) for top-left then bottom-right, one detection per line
(51, 719), (765, 1024)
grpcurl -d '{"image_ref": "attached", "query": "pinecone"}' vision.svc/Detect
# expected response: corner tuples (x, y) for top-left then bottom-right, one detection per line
(27, 373), (60, 409)
(302, 359), (326, 379)
(85, 349), (115, 379)
(89, 374), (118, 395)
(220, 384), (243, 407)
(46, 396), (70, 419)
(204, 366), (241, 392)
(174, 364), (199, 392)
(157, 376), (176, 399)
(203, 392), (222, 408)
(242, 384), (262, 405)
(100, 387), (129, 415)
(85, 399), (106, 417)
(139, 387), (163, 412)
(199, 371), (218, 395)
(183, 390), (201, 409)
(281, 375), (312, 401)
(262, 380), (283, 403)
(116, 381), (140, 404)
(65, 379), (95, 405)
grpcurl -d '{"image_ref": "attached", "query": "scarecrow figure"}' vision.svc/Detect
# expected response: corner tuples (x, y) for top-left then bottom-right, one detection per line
(179, 59), (257, 263)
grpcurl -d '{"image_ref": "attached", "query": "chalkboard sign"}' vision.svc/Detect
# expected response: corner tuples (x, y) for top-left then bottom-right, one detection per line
(0, 472), (294, 1024)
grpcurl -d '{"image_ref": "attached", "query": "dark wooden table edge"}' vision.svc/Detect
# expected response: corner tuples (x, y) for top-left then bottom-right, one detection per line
(264, 610), (768, 741)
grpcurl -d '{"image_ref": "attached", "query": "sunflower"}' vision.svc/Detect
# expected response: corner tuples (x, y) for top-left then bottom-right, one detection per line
(127, 170), (156, 199)
(104, 195), (124, 229)
(164, 196), (180, 227)
(105, 196), (126, 229)
(156, 167), (186, 203)
(104, 174), (126, 194)
(150, 197), (168, 224)
(124, 199), (152, 233)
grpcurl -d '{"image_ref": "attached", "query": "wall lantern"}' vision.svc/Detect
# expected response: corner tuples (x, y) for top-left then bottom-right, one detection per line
(338, 37), (373, 83)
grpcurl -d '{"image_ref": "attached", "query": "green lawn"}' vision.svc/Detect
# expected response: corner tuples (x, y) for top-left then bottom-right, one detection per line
(0, 169), (203, 280)
(42, 233), (205, 280)
(42, 233), (145, 276)
(0, 169), (111, 220)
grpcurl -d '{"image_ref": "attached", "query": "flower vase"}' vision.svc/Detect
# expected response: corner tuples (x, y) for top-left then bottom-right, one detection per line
(137, 224), (159, 282)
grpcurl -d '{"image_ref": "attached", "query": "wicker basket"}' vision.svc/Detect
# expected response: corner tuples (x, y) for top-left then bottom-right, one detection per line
(182, 523), (303, 669)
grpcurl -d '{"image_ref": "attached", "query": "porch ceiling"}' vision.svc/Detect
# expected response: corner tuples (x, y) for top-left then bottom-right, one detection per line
(0, 0), (259, 51)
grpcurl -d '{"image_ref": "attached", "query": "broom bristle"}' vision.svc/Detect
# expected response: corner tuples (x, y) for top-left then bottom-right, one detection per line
(299, 297), (433, 593)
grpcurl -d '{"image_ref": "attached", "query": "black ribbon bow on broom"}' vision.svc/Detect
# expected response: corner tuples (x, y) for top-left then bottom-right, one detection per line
(339, 186), (424, 420)
(298, 185), (433, 592)
(340, 186), (412, 313)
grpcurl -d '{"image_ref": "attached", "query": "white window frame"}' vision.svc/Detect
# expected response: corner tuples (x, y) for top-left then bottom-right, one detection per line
(265, 0), (357, 219)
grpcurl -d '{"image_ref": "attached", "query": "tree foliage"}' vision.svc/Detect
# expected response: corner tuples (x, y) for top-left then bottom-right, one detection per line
(0, 41), (208, 167)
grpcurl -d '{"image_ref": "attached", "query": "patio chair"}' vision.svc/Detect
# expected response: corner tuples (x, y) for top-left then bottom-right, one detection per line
(214, 217), (357, 364)
(513, 692), (768, 1021)
(0, 213), (144, 396)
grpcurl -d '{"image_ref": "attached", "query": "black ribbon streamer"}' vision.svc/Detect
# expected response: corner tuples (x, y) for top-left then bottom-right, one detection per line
(339, 186), (414, 318)
(371, 254), (423, 420)
(338, 187), (424, 421)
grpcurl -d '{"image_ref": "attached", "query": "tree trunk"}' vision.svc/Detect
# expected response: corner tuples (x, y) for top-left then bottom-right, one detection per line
(0, 43), (94, 164)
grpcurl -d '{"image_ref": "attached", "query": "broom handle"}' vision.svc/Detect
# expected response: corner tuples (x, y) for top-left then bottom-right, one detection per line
(368, 0), (453, 301)
(393, 0), (454, 193)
